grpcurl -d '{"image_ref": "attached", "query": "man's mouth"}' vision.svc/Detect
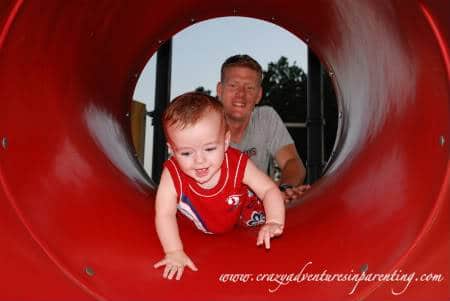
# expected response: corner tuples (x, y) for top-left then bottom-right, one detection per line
(232, 101), (246, 108)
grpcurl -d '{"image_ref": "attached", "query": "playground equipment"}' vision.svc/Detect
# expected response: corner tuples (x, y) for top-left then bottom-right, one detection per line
(0, 1), (448, 300)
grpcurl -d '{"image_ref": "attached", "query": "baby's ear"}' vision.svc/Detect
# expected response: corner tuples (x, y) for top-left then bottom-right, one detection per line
(166, 143), (174, 156)
(224, 130), (231, 151)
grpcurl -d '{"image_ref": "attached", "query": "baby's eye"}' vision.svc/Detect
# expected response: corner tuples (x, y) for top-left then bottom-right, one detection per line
(180, 152), (192, 157)
(205, 147), (217, 152)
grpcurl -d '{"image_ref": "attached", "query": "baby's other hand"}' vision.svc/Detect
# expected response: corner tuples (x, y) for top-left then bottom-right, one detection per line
(256, 222), (284, 249)
(153, 250), (198, 280)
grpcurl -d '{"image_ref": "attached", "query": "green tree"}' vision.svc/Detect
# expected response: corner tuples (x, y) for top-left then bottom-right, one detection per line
(194, 86), (212, 96)
(260, 56), (307, 122)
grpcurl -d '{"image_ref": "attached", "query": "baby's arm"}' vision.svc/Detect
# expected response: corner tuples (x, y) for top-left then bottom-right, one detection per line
(243, 160), (286, 249)
(153, 168), (198, 280)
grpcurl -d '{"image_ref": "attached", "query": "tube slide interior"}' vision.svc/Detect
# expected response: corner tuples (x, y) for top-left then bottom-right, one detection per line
(0, 1), (448, 300)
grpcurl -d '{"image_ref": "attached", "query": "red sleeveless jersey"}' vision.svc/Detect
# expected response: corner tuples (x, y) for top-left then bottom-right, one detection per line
(164, 147), (250, 234)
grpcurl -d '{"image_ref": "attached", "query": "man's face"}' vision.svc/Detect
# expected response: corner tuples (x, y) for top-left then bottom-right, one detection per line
(217, 66), (262, 123)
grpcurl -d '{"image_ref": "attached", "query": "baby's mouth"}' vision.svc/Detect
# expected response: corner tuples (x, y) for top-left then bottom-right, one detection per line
(195, 167), (209, 177)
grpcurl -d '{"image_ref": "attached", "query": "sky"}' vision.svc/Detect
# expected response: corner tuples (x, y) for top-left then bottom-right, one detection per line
(132, 16), (308, 172)
(133, 16), (307, 109)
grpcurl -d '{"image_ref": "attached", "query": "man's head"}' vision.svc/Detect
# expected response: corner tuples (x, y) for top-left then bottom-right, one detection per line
(217, 54), (263, 123)
(163, 92), (230, 187)
(219, 54), (263, 84)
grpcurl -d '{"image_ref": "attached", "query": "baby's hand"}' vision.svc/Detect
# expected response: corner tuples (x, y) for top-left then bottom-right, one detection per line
(256, 222), (284, 249)
(153, 250), (198, 280)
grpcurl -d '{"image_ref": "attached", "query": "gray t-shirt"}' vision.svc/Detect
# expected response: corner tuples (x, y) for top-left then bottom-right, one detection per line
(230, 106), (294, 173)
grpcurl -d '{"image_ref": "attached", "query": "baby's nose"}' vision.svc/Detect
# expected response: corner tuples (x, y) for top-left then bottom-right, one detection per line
(194, 153), (206, 163)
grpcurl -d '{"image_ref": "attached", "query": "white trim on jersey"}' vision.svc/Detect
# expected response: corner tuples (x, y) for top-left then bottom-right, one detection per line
(234, 153), (244, 188)
(177, 200), (212, 234)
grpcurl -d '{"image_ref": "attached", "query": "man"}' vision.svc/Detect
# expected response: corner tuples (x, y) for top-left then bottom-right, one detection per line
(216, 54), (310, 203)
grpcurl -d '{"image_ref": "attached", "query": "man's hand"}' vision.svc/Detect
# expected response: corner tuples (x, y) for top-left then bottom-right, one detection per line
(256, 222), (284, 249)
(283, 184), (311, 203)
(154, 250), (198, 280)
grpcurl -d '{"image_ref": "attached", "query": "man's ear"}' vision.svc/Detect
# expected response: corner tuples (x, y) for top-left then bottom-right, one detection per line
(216, 81), (223, 101)
(255, 85), (263, 105)
(224, 130), (231, 151)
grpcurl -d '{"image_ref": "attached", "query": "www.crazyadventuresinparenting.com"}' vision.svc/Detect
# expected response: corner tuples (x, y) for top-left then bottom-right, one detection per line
(218, 261), (444, 295)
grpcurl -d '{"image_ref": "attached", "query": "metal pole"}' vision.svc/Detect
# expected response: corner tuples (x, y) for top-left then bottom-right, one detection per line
(306, 49), (324, 184)
(151, 39), (172, 183)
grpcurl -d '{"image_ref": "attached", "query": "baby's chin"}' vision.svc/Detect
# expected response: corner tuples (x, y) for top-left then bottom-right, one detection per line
(193, 176), (216, 189)
(188, 173), (208, 184)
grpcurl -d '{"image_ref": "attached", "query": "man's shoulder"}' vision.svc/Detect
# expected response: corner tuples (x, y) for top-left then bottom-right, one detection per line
(252, 106), (283, 123)
(254, 105), (278, 115)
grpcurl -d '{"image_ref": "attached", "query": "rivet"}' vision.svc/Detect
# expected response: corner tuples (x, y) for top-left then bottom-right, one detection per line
(126, 112), (130, 117)
(338, 112), (343, 118)
(360, 263), (368, 273)
(439, 135), (445, 146)
(85, 266), (95, 277)
(271, 16), (276, 21)
(134, 73), (139, 78)
(305, 37), (310, 43)
(158, 40), (163, 44)
(190, 18), (196, 23)
(1, 137), (7, 149)
(329, 70), (335, 77)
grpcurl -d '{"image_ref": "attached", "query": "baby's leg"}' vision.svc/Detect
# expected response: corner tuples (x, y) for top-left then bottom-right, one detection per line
(239, 189), (266, 227)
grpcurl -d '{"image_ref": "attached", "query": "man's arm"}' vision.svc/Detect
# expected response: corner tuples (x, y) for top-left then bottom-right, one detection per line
(275, 143), (306, 186)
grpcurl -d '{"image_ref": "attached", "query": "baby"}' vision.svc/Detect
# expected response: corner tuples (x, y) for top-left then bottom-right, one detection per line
(153, 92), (285, 280)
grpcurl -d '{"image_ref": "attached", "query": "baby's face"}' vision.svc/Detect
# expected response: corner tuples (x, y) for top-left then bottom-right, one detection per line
(167, 112), (229, 189)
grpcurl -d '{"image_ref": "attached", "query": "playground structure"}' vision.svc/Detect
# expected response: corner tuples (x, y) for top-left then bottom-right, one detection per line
(0, 1), (448, 300)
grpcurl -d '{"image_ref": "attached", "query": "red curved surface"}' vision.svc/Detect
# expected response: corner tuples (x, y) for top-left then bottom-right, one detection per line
(0, 1), (448, 300)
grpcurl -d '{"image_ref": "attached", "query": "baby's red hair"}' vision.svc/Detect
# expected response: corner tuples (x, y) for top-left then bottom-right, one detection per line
(163, 92), (228, 141)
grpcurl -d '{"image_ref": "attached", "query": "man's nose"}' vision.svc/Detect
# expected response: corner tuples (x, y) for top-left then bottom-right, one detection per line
(236, 85), (246, 96)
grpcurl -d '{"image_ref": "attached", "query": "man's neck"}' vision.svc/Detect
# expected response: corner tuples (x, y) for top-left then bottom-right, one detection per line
(227, 117), (251, 144)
